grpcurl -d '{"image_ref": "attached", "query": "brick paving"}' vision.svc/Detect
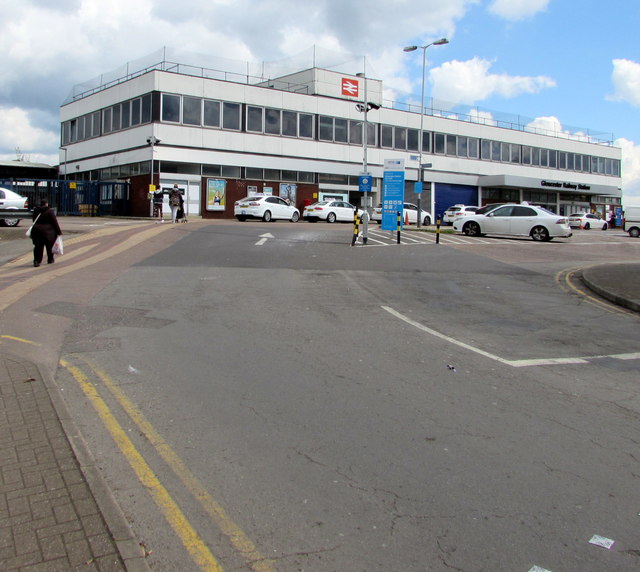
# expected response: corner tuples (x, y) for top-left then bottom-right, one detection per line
(0, 355), (145, 571)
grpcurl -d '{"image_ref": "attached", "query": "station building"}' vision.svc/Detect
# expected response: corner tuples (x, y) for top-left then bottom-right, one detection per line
(59, 51), (622, 221)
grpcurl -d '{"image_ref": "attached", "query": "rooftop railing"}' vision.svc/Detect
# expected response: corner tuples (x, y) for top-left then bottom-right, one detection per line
(64, 47), (615, 147)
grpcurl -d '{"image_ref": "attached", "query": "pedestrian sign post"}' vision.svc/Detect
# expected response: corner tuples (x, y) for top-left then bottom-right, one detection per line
(381, 159), (405, 232)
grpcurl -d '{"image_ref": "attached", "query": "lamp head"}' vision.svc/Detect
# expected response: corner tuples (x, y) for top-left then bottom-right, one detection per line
(403, 46), (418, 52)
(433, 38), (449, 46)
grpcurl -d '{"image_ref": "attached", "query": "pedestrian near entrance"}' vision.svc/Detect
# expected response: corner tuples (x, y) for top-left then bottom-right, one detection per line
(169, 184), (181, 223)
(30, 199), (62, 267)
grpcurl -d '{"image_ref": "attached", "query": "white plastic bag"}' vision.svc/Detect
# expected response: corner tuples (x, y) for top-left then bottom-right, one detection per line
(52, 236), (64, 255)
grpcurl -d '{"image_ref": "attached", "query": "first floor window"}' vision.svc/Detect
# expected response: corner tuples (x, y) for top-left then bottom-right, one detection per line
(161, 94), (180, 123)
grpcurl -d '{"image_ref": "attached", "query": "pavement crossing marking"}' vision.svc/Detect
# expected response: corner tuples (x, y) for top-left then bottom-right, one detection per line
(361, 229), (493, 246)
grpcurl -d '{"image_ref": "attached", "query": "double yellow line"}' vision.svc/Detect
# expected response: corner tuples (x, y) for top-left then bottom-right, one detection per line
(61, 357), (275, 572)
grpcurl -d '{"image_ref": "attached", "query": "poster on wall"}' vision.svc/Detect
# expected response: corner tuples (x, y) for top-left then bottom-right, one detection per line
(206, 179), (226, 211)
(280, 183), (297, 205)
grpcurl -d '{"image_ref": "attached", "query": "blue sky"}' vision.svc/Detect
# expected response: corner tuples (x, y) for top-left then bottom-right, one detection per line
(1, 0), (639, 204)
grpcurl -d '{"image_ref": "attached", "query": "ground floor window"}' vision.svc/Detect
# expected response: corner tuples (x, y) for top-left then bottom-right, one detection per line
(481, 187), (519, 203)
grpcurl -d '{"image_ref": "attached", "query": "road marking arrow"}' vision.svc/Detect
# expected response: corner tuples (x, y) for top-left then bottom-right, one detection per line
(255, 233), (274, 246)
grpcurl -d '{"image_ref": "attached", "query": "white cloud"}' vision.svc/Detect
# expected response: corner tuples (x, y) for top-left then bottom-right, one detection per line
(488, 0), (549, 21)
(0, 106), (58, 155)
(608, 59), (640, 107)
(430, 57), (556, 105)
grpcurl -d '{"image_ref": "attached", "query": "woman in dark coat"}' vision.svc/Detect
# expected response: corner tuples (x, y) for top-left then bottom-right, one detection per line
(31, 199), (62, 267)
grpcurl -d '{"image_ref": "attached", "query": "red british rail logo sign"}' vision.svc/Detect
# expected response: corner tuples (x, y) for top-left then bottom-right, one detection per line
(341, 78), (359, 97)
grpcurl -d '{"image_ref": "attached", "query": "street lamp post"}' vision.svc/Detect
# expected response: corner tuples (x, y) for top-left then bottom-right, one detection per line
(60, 147), (68, 181)
(356, 69), (380, 245)
(403, 38), (448, 228)
(147, 135), (160, 217)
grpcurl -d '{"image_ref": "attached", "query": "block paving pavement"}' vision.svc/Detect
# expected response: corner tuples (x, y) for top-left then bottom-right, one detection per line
(0, 354), (147, 571)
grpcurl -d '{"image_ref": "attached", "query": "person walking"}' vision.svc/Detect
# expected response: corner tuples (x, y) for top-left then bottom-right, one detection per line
(169, 184), (181, 223)
(30, 199), (62, 267)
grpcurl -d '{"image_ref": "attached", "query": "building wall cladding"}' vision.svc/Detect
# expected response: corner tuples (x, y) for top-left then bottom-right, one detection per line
(61, 68), (623, 218)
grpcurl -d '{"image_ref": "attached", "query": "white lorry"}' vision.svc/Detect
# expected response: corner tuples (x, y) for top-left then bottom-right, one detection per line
(624, 206), (640, 238)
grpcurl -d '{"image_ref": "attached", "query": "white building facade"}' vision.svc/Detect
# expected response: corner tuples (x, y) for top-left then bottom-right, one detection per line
(60, 59), (622, 220)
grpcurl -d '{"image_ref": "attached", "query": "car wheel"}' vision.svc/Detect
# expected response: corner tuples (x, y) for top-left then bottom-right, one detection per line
(531, 226), (550, 241)
(236, 216), (247, 222)
(262, 210), (272, 222)
(326, 212), (336, 223)
(1, 218), (20, 227)
(629, 227), (640, 238)
(584, 222), (590, 230)
(291, 212), (299, 222)
(463, 221), (481, 236)
(423, 216), (431, 225)
(602, 223), (608, 230)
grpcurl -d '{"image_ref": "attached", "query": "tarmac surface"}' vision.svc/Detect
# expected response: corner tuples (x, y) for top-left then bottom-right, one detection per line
(0, 217), (638, 571)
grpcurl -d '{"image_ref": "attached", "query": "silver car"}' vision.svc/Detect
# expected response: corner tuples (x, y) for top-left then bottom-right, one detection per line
(0, 187), (29, 227)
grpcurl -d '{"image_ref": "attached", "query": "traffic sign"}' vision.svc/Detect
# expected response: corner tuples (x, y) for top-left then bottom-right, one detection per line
(359, 175), (372, 193)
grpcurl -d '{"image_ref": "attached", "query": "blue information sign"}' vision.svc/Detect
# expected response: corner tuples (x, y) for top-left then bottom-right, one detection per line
(359, 175), (372, 193)
(414, 181), (423, 194)
(381, 163), (405, 231)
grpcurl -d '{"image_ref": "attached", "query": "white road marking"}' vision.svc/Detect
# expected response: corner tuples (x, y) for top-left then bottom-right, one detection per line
(255, 232), (274, 246)
(381, 306), (640, 368)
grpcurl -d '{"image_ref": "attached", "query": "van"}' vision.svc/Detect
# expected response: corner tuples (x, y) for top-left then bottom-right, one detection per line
(624, 206), (640, 238)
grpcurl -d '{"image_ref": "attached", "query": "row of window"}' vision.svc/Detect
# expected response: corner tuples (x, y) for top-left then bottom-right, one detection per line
(73, 159), (376, 188)
(72, 161), (320, 184)
(61, 91), (621, 178)
(62, 94), (152, 145)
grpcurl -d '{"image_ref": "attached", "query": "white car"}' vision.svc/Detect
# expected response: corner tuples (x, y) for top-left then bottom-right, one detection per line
(442, 204), (479, 225)
(371, 202), (432, 225)
(234, 195), (300, 222)
(0, 187), (29, 227)
(303, 200), (363, 223)
(567, 212), (608, 230)
(453, 203), (572, 241)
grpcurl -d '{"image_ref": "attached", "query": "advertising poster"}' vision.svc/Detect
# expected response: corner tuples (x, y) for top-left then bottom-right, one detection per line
(206, 179), (226, 211)
(280, 183), (297, 205)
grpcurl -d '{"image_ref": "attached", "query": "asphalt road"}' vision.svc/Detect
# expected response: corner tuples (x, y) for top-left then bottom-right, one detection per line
(2, 220), (639, 571)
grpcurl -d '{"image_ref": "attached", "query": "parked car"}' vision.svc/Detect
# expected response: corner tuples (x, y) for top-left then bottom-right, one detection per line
(453, 203), (572, 241)
(567, 212), (608, 230)
(474, 203), (511, 216)
(303, 200), (363, 223)
(442, 204), (479, 225)
(0, 187), (29, 227)
(624, 205), (640, 238)
(234, 195), (300, 222)
(371, 202), (432, 225)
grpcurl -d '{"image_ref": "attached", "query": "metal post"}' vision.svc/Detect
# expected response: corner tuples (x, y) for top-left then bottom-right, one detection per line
(351, 209), (360, 246)
(417, 45), (426, 229)
(357, 63), (370, 245)
(404, 39), (448, 231)
(60, 147), (67, 181)
(147, 135), (160, 217)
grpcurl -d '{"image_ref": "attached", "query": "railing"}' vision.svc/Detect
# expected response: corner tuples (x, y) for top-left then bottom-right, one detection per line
(63, 47), (615, 147)
(0, 179), (130, 216)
